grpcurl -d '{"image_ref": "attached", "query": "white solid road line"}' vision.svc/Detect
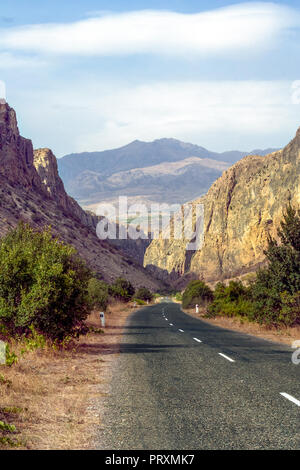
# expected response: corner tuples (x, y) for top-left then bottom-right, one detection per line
(178, 329), (184, 333)
(193, 338), (202, 343)
(218, 353), (235, 363)
(280, 393), (300, 407)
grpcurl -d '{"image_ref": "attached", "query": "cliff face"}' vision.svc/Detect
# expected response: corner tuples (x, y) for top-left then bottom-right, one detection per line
(0, 102), (162, 290)
(0, 103), (43, 190)
(33, 148), (99, 229)
(144, 128), (300, 282)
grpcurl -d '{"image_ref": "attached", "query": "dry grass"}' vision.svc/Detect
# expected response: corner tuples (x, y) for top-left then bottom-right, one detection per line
(0, 302), (134, 450)
(183, 307), (300, 346)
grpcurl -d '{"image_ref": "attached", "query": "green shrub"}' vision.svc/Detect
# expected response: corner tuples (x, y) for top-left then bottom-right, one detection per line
(135, 287), (153, 302)
(5, 345), (18, 367)
(208, 206), (300, 327)
(174, 292), (183, 301)
(0, 223), (91, 340)
(110, 278), (135, 302)
(207, 281), (253, 319)
(182, 280), (213, 309)
(87, 278), (109, 311)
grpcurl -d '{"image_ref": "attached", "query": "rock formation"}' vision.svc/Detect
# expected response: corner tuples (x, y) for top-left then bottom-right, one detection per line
(33, 148), (99, 229)
(144, 127), (300, 283)
(0, 102), (162, 290)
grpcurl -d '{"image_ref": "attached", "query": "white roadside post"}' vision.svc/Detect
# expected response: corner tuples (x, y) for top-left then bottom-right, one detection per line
(195, 304), (199, 314)
(100, 312), (106, 328)
(0, 340), (6, 365)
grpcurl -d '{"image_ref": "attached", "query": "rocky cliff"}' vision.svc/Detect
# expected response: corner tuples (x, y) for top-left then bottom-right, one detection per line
(0, 104), (44, 190)
(33, 148), (99, 229)
(0, 102), (162, 290)
(144, 127), (300, 283)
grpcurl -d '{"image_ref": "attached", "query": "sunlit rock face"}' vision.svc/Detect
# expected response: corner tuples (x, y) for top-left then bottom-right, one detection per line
(145, 128), (300, 282)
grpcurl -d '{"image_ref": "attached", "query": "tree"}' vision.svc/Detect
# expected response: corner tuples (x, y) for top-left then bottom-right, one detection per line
(110, 278), (135, 302)
(0, 223), (91, 340)
(182, 280), (213, 309)
(135, 287), (153, 302)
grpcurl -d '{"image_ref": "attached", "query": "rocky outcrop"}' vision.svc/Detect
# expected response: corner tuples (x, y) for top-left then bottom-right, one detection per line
(33, 148), (99, 229)
(144, 127), (300, 283)
(0, 102), (163, 290)
(0, 103), (44, 190)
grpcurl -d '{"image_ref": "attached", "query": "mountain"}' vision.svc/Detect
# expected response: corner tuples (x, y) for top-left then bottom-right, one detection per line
(57, 139), (278, 208)
(144, 128), (300, 283)
(0, 102), (162, 290)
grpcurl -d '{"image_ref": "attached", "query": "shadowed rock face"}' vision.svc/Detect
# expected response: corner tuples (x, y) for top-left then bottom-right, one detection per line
(0, 103), (163, 290)
(144, 128), (300, 282)
(0, 103), (43, 190)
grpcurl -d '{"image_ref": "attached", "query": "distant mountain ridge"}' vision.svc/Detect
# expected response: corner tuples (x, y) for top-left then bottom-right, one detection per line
(57, 138), (278, 208)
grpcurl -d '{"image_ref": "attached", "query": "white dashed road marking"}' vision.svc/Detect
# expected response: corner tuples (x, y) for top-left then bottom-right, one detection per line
(218, 353), (235, 363)
(178, 329), (184, 333)
(169, 323), (173, 326)
(280, 393), (300, 407)
(193, 338), (202, 343)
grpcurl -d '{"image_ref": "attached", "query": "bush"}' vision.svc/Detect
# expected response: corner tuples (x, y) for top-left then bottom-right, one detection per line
(0, 223), (91, 340)
(174, 292), (183, 301)
(110, 278), (135, 302)
(87, 278), (109, 311)
(182, 280), (213, 309)
(135, 287), (153, 302)
(207, 281), (253, 319)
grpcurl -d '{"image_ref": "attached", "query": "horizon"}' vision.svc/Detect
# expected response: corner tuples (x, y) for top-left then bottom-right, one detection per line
(0, 1), (299, 156)
(58, 134), (282, 159)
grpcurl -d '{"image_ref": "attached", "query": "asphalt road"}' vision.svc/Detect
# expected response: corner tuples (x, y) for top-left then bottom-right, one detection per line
(95, 302), (300, 450)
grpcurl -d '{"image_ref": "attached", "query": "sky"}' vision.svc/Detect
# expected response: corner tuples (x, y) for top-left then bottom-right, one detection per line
(0, 1), (299, 156)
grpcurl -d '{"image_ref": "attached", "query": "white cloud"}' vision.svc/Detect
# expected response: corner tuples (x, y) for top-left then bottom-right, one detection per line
(0, 3), (298, 57)
(0, 52), (45, 68)
(16, 79), (299, 155)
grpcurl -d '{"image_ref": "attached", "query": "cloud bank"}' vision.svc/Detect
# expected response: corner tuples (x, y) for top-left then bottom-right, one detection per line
(0, 3), (298, 57)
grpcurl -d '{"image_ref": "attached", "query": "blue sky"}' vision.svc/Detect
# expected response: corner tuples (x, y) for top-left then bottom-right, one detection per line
(0, 1), (299, 156)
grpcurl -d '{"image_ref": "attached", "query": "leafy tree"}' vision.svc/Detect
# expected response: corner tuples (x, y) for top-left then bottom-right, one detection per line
(87, 278), (109, 311)
(135, 287), (153, 302)
(110, 278), (135, 302)
(182, 280), (213, 309)
(250, 204), (300, 325)
(0, 223), (91, 340)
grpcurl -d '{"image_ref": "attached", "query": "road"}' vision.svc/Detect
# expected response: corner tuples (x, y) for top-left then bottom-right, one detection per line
(95, 302), (300, 450)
